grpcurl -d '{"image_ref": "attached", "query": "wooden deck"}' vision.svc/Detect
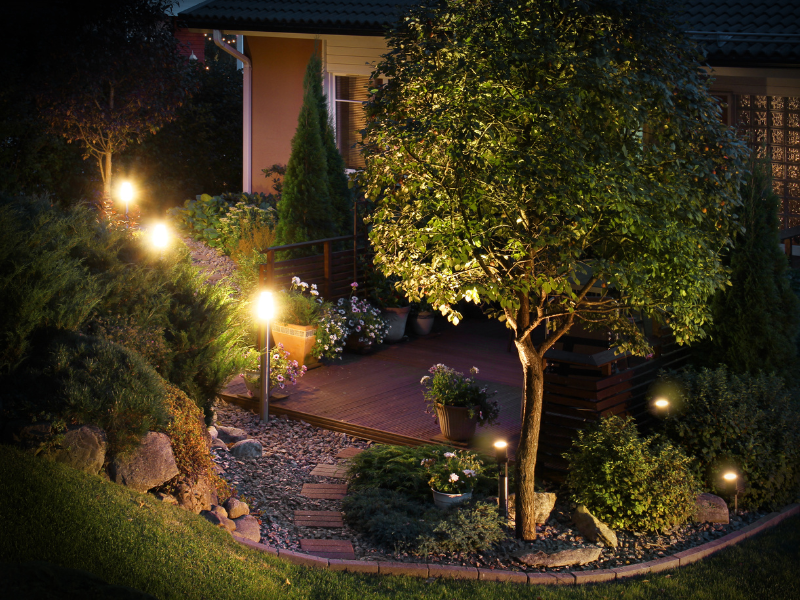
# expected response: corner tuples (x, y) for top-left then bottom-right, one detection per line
(220, 318), (524, 458)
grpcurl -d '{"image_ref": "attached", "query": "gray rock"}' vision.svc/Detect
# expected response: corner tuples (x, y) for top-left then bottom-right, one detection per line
(224, 497), (250, 519)
(200, 509), (236, 533)
(211, 438), (228, 452)
(232, 515), (261, 542)
(54, 425), (107, 475)
(506, 492), (558, 524)
(210, 504), (229, 520)
(216, 426), (248, 444)
(230, 439), (262, 459)
(517, 547), (602, 568)
(207, 426), (218, 441)
(173, 475), (213, 514)
(571, 504), (618, 548)
(153, 492), (178, 505)
(109, 432), (179, 493)
(695, 493), (729, 524)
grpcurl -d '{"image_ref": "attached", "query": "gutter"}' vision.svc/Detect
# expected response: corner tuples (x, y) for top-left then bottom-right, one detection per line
(213, 29), (252, 193)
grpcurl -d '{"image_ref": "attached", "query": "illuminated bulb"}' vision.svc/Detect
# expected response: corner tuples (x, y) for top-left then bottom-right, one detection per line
(257, 291), (274, 321)
(152, 223), (168, 248)
(654, 398), (669, 409)
(120, 181), (134, 203)
(723, 471), (737, 482)
(493, 441), (507, 449)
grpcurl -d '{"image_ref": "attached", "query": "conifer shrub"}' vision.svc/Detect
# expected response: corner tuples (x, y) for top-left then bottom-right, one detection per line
(565, 416), (699, 532)
(657, 367), (800, 510)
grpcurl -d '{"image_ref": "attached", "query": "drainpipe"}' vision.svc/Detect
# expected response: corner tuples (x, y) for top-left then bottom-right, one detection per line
(213, 30), (252, 193)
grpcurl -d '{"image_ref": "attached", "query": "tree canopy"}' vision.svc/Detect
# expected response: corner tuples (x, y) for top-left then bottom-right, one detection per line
(360, 0), (748, 539)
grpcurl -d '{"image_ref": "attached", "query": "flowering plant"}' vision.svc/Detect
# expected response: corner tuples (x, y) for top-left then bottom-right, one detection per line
(241, 343), (307, 392)
(335, 283), (389, 347)
(422, 448), (484, 494)
(421, 364), (499, 425)
(313, 302), (350, 360)
(275, 277), (322, 326)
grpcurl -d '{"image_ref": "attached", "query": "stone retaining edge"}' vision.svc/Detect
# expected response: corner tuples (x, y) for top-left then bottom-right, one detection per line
(233, 503), (800, 585)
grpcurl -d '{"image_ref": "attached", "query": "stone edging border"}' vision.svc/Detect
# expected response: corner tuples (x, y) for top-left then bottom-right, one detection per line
(231, 503), (799, 585)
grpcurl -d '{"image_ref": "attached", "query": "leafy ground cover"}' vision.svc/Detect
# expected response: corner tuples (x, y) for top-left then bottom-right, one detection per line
(2, 445), (798, 600)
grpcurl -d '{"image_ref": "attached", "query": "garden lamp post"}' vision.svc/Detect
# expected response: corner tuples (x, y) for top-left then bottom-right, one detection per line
(152, 223), (168, 258)
(653, 397), (670, 418)
(120, 181), (134, 227)
(723, 471), (742, 513)
(494, 440), (508, 519)
(257, 290), (274, 424)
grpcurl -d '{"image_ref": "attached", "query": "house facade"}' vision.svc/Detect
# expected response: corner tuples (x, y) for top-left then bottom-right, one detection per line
(181, 0), (800, 226)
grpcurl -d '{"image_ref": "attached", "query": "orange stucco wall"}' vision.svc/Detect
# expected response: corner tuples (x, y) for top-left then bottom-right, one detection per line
(247, 36), (315, 194)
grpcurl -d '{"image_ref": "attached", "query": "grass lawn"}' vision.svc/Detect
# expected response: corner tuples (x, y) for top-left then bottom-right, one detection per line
(1, 444), (798, 600)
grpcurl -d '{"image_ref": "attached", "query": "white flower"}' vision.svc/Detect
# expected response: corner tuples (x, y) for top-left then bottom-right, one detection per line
(463, 469), (476, 477)
(470, 366), (479, 375)
(449, 473), (459, 482)
(420, 375), (430, 385)
(443, 452), (456, 458)
(311, 284), (317, 290)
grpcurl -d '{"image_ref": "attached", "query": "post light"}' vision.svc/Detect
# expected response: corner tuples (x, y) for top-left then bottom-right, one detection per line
(494, 440), (508, 519)
(653, 397), (670, 418)
(152, 223), (168, 250)
(119, 181), (134, 225)
(723, 471), (741, 513)
(257, 291), (274, 424)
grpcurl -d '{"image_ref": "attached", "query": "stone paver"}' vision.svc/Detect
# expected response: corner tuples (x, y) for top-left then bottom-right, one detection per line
(310, 464), (350, 478)
(335, 447), (364, 460)
(299, 539), (356, 560)
(293, 510), (345, 528)
(299, 483), (348, 500)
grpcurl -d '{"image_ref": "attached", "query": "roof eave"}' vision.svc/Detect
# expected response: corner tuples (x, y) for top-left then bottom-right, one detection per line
(178, 16), (387, 37)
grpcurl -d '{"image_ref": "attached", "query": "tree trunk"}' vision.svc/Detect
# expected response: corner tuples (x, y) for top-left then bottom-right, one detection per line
(103, 151), (112, 200)
(514, 335), (545, 540)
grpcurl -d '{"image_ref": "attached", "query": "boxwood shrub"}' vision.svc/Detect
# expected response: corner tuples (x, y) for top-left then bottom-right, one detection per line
(565, 416), (700, 532)
(657, 366), (800, 510)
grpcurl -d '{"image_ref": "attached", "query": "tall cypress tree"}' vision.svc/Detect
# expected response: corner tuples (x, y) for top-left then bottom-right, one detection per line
(693, 153), (800, 377)
(275, 54), (335, 247)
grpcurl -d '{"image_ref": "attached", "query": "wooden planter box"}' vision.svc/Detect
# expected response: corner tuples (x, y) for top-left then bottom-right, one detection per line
(272, 323), (318, 368)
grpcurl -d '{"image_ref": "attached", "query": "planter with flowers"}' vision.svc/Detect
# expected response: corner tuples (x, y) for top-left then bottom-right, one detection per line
(242, 343), (307, 399)
(409, 298), (435, 336)
(273, 277), (322, 368)
(366, 268), (410, 342)
(422, 448), (485, 508)
(421, 364), (499, 442)
(338, 282), (390, 352)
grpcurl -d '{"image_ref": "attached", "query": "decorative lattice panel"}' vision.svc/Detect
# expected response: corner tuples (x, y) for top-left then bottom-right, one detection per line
(736, 95), (800, 229)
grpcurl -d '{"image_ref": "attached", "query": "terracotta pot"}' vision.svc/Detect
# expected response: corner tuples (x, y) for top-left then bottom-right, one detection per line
(410, 311), (434, 336)
(434, 403), (479, 442)
(382, 306), (411, 342)
(272, 323), (317, 367)
(431, 488), (472, 509)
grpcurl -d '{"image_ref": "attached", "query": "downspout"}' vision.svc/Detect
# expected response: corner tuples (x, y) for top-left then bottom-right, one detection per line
(213, 30), (252, 193)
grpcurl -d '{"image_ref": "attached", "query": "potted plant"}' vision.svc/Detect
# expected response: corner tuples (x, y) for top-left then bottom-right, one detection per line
(409, 298), (435, 336)
(422, 448), (484, 509)
(366, 267), (410, 342)
(421, 364), (499, 441)
(339, 282), (389, 352)
(242, 343), (307, 398)
(273, 277), (322, 367)
(312, 300), (350, 360)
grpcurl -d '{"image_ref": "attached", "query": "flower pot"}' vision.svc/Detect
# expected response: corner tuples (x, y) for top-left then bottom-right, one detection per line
(434, 403), (479, 442)
(344, 333), (376, 354)
(243, 370), (262, 398)
(382, 306), (411, 342)
(431, 488), (473, 510)
(410, 311), (434, 336)
(272, 323), (317, 367)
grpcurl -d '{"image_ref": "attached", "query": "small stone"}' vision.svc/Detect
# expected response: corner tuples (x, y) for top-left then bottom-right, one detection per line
(230, 439), (263, 459)
(516, 547), (602, 568)
(232, 515), (261, 542)
(210, 504), (229, 519)
(571, 505), (618, 548)
(694, 493), (729, 524)
(153, 492), (178, 505)
(224, 497), (250, 519)
(207, 426), (218, 441)
(216, 426), (249, 444)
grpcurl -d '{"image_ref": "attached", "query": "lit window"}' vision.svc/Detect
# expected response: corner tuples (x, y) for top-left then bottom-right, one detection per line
(334, 76), (382, 169)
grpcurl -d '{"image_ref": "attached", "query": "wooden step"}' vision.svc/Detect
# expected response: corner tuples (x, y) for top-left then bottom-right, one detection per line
(310, 464), (349, 479)
(294, 510), (344, 528)
(336, 447), (364, 460)
(299, 539), (356, 560)
(300, 483), (348, 500)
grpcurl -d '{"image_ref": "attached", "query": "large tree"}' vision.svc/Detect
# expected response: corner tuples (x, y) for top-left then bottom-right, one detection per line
(35, 0), (192, 209)
(360, 0), (747, 539)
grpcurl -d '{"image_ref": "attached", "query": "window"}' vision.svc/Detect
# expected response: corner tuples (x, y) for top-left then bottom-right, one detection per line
(333, 75), (381, 170)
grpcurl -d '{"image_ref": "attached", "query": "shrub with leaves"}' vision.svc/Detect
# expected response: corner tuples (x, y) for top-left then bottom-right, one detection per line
(416, 501), (505, 554)
(657, 366), (800, 510)
(565, 416), (700, 532)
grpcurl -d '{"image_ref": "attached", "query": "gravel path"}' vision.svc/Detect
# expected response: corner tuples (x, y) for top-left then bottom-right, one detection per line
(183, 234), (766, 573)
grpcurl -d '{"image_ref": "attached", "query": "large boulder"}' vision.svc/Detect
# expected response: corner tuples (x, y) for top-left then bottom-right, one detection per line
(230, 439), (262, 459)
(54, 425), (107, 475)
(215, 426), (248, 445)
(517, 547), (602, 568)
(571, 504), (618, 548)
(695, 493), (729, 524)
(224, 497), (250, 519)
(506, 492), (557, 524)
(2, 420), (52, 450)
(173, 475), (213, 514)
(232, 515), (261, 543)
(109, 432), (179, 493)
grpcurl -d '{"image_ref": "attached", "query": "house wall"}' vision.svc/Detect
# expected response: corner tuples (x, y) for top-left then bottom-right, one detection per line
(247, 36), (316, 194)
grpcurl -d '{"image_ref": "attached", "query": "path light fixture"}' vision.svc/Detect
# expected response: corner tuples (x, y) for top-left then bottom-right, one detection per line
(119, 181), (134, 226)
(257, 290), (275, 424)
(151, 223), (169, 258)
(722, 470), (743, 513)
(494, 440), (508, 519)
(653, 396), (671, 418)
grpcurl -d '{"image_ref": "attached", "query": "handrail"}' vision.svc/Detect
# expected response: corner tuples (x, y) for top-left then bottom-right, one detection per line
(263, 235), (355, 253)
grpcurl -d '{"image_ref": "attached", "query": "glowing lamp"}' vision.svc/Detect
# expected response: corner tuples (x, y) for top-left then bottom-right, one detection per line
(494, 440), (509, 519)
(654, 398), (669, 409)
(152, 223), (168, 249)
(723, 471), (737, 482)
(257, 291), (274, 321)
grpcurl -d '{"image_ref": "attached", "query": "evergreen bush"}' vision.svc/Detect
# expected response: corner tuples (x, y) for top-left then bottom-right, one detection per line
(565, 416), (700, 532)
(657, 366), (800, 510)
(692, 154), (800, 378)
